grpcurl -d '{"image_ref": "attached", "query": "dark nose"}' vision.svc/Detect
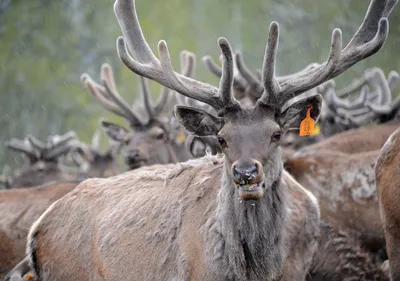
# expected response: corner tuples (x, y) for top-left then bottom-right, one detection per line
(125, 150), (141, 167)
(232, 161), (261, 185)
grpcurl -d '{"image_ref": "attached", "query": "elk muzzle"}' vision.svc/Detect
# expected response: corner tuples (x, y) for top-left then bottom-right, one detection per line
(125, 149), (143, 169)
(232, 160), (265, 200)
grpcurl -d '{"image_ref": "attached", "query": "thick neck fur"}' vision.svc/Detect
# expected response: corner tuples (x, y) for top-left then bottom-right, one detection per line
(205, 160), (287, 281)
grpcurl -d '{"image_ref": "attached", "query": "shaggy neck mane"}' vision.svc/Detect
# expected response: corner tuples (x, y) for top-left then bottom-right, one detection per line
(205, 163), (287, 281)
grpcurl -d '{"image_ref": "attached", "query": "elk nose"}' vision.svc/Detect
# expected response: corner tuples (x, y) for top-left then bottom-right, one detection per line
(232, 161), (262, 185)
(125, 150), (141, 167)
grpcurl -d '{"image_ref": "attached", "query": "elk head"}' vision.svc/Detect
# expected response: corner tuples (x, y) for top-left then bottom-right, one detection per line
(5, 131), (77, 188)
(81, 56), (196, 169)
(114, 0), (395, 199)
(70, 130), (121, 177)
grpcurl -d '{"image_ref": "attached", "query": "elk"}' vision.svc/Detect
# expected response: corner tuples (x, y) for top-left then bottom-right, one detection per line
(81, 51), (209, 170)
(4, 132), (77, 188)
(68, 130), (121, 178)
(0, 180), (82, 281)
(308, 221), (389, 281)
(375, 125), (400, 280)
(17, 0), (395, 280)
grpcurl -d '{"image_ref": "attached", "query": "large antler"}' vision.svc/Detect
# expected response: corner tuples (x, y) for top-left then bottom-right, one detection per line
(258, 0), (396, 106)
(114, 0), (396, 114)
(114, 0), (239, 116)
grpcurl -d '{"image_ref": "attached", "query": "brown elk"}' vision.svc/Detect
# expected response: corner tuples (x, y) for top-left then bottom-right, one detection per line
(308, 221), (390, 281)
(0, 180), (82, 281)
(375, 125), (400, 280)
(4, 132), (77, 188)
(16, 0), (395, 280)
(81, 52), (206, 170)
(68, 130), (121, 178)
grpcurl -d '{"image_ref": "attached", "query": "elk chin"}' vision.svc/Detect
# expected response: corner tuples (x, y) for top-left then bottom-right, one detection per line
(237, 174), (266, 201)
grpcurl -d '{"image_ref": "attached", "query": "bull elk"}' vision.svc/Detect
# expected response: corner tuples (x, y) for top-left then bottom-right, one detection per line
(375, 125), (400, 280)
(81, 52), (207, 170)
(16, 0), (396, 280)
(68, 130), (121, 178)
(4, 132), (77, 188)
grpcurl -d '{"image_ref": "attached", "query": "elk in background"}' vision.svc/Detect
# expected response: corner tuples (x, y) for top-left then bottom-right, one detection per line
(4, 131), (77, 188)
(68, 130), (121, 178)
(375, 125), (400, 281)
(0, 180), (82, 281)
(19, 0), (396, 280)
(81, 52), (206, 170)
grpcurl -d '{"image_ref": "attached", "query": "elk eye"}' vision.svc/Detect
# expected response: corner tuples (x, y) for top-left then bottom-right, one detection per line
(217, 136), (226, 146)
(272, 131), (282, 141)
(154, 131), (165, 140)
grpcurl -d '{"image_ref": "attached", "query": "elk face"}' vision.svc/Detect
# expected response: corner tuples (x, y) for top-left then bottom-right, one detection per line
(102, 120), (174, 169)
(176, 96), (322, 200)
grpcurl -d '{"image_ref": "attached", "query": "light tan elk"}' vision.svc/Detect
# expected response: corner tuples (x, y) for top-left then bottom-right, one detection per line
(68, 130), (121, 178)
(81, 52), (207, 170)
(4, 132), (77, 188)
(375, 125), (400, 280)
(0, 180), (82, 281)
(17, 0), (395, 280)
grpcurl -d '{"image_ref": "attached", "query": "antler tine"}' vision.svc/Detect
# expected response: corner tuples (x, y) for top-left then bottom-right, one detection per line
(276, 0), (396, 106)
(50, 131), (77, 148)
(388, 70), (400, 91)
(259, 22), (282, 104)
(364, 67), (391, 105)
(139, 77), (155, 119)
(203, 55), (222, 77)
(235, 51), (263, 94)
(202, 53), (248, 98)
(5, 138), (38, 159)
(216, 38), (236, 109)
(114, 0), (236, 115)
(91, 130), (101, 151)
(26, 135), (46, 152)
(101, 77), (143, 126)
(180, 50), (196, 78)
(101, 63), (118, 93)
(81, 73), (127, 118)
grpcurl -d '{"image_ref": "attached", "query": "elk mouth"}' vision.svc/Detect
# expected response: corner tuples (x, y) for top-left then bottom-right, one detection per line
(235, 174), (266, 201)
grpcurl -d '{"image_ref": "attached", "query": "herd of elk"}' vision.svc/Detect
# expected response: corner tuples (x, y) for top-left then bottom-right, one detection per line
(2, 0), (400, 280)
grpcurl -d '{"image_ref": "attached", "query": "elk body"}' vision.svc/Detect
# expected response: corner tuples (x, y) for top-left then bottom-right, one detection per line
(285, 149), (386, 261)
(5, 132), (78, 188)
(375, 126), (400, 280)
(0, 180), (81, 280)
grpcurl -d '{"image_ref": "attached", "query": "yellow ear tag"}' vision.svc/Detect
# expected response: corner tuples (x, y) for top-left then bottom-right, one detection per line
(176, 131), (186, 143)
(299, 106), (315, 136)
(26, 273), (34, 280)
(311, 123), (320, 135)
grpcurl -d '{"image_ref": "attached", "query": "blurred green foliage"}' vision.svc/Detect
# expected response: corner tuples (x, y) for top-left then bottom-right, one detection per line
(1, 0), (400, 170)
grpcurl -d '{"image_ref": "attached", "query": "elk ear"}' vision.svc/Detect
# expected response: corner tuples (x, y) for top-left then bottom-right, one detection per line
(101, 121), (129, 142)
(278, 94), (322, 131)
(175, 106), (224, 136)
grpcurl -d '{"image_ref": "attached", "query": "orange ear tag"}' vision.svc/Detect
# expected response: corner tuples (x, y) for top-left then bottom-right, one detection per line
(299, 106), (315, 136)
